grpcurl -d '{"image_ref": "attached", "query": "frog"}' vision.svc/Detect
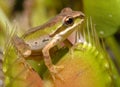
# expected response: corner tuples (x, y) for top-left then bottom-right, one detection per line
(12, 7), (85, 81)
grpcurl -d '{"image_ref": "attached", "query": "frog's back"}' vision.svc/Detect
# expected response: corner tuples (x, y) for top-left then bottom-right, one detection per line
(23, 14), (63, 41)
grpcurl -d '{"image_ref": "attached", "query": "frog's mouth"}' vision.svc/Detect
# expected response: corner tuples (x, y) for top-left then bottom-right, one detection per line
(67, 18), (84, 44)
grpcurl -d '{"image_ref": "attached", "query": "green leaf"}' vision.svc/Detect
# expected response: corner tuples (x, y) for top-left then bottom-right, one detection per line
(83, 0), (120, 37)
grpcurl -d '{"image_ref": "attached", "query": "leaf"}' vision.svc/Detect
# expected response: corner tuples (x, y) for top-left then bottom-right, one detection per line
(3, 24), (43, 87)
(83, 0), (120, 37)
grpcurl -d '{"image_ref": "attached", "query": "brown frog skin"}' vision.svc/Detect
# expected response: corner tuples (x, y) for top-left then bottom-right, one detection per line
(12, 7), (85, 81)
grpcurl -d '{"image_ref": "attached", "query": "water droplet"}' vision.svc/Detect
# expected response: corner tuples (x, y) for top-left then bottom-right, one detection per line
(104, 62), (109, 69)
(94, 50), (99, 56)
(108, 14), (112, 18)
(99, 31), (104, 35)
(107, 75), (112, 84)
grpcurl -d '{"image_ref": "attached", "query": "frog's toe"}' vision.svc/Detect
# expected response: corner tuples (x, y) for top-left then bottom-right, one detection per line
(49, 65), (64, 81)
(50, 65), (64, 73)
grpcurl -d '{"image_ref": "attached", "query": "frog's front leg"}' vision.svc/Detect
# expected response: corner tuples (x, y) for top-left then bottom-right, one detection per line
(42, 38), (64, 81)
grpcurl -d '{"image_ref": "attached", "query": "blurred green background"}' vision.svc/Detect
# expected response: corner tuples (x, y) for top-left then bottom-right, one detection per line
(0, 0), (120, 72)
(0, 0), (120, 87)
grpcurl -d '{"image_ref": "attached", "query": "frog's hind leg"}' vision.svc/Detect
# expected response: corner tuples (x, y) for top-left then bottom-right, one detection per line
(12, 35), (31, 57)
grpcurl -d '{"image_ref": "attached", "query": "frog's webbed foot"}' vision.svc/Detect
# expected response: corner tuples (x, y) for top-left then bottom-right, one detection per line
(49, 65), (64, 82)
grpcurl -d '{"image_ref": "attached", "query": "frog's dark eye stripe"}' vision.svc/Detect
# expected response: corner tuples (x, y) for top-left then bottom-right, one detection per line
(64, 16), (74, 26)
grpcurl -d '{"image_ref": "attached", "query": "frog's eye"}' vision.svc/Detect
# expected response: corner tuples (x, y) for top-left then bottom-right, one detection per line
(64, 16), (74, 26)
